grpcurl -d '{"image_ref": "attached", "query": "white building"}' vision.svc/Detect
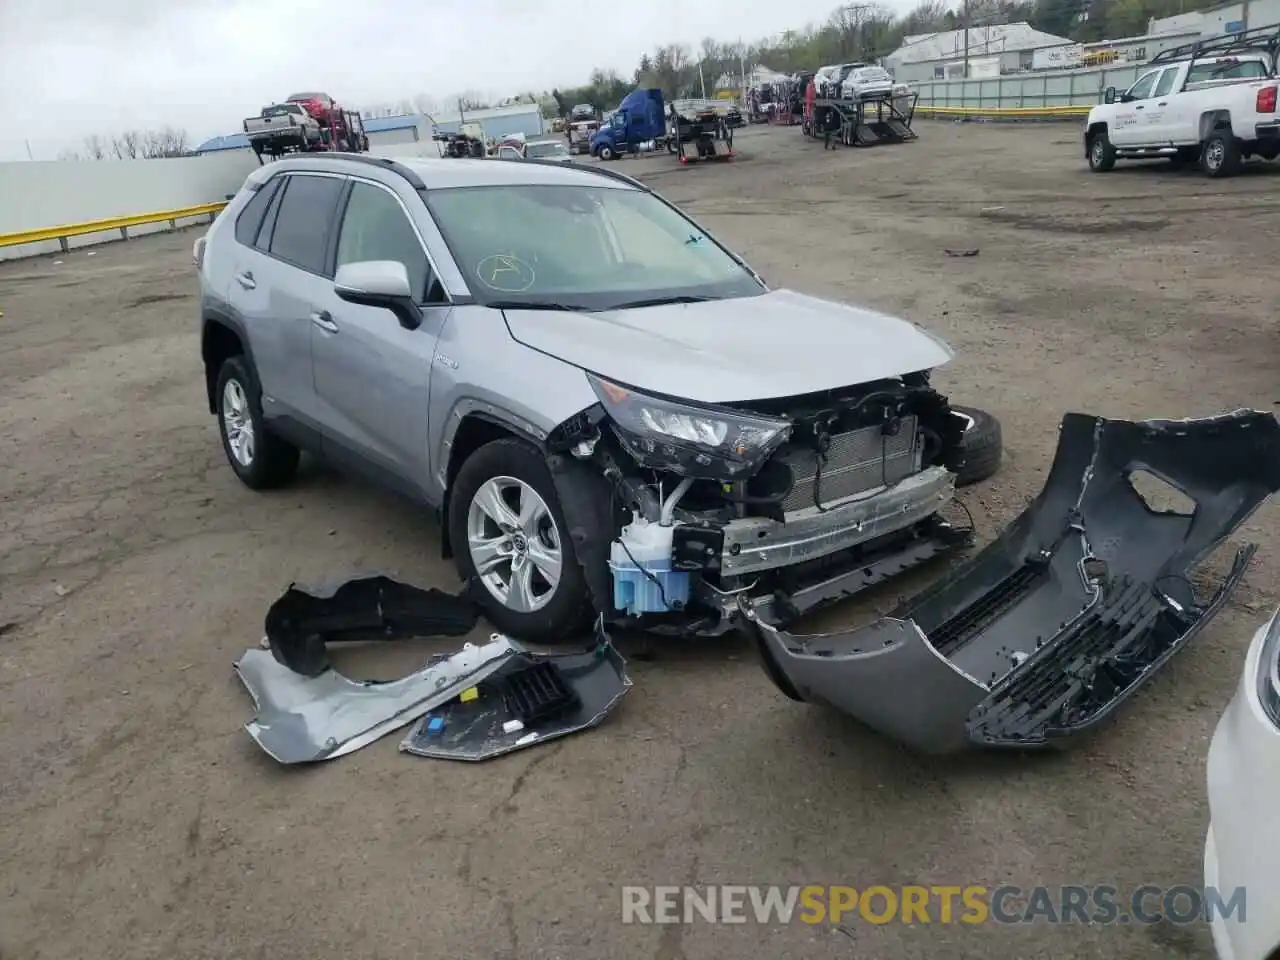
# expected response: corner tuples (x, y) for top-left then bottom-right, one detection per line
(1149, 0), (1280, 37)
(885, 22), (1074, 82)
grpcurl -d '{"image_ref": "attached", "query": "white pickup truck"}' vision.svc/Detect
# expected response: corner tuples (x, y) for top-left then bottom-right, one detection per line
(1085, 30), (1280, 178)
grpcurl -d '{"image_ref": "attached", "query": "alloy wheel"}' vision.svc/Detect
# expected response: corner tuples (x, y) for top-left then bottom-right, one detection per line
(466, 476), (563, 614)
(222, 378), (255, 467)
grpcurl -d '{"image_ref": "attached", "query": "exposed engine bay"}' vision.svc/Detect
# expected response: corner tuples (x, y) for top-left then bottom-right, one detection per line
(547, 371), (979, 634)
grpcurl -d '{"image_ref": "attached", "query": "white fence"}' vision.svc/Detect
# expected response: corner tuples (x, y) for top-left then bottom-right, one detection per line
(0, 152), (259, 260)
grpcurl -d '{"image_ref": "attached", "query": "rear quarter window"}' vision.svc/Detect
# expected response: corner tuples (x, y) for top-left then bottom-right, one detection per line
(233, 177), (282, 248)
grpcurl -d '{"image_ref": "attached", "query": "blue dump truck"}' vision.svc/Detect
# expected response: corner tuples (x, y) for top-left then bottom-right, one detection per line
(589, 88), (734, 163)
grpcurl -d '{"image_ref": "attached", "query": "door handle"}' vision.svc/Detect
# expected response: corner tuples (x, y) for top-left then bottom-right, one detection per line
(310, 310), (338, 334)
(235, 271), (256, 290)
(1157, 101), (1168, 106)
(1135, 105), (1145, 110)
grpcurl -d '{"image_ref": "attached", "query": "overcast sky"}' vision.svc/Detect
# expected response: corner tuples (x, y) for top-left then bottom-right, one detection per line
(0, 0), (893, 161)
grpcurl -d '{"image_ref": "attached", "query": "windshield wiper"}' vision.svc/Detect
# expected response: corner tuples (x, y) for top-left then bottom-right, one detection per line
(606, 295), (719, 310)
(488, 300), (588, 311)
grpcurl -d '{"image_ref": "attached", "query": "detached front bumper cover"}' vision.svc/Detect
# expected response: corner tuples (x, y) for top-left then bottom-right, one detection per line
(740, 410), (1280, 754)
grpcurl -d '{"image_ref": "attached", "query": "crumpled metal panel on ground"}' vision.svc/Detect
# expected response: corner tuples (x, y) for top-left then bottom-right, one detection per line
(740, 410), (1280, 754)
(235, 634), (520, 764)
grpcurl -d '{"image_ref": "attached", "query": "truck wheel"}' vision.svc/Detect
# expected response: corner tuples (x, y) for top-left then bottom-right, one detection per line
(448, 438), (593, 642)
(1202, 128), (1242, 177)
(1088, 132), (1116, 172)
(951, 405), (1003, 487)
(598, 143), (616, 161)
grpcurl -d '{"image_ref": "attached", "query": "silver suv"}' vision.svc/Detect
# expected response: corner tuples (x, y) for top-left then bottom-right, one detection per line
(196, 153), (999, 642)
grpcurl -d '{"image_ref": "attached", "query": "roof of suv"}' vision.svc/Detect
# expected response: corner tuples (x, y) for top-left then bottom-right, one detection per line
(260, 152), (640, 191)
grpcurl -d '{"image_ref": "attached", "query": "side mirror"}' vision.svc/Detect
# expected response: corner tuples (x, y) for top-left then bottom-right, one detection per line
(334, 261), (422, 330)
(1103, 86), (1117, 104)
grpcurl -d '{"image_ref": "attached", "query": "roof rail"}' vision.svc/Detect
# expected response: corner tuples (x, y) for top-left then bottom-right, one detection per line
(1149, 23), (1280, 65)
(279, 151), (427, 190)
(508, 156), (651, 190)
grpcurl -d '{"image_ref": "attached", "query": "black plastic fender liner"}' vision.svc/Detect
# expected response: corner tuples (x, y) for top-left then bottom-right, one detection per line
(739, 409), (1280, 754)
(265, 575), (480, 678)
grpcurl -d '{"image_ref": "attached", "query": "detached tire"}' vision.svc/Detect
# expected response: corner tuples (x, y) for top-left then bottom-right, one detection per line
(448, 438), (593, 643)
(951, 405), (1003, 487)
(215, 356), (299, 490)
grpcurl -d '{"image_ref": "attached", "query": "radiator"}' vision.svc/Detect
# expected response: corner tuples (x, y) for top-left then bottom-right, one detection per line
(777, 416), (921, 513)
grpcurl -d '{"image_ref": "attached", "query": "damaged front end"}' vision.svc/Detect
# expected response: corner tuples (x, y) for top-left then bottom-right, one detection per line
(738, 410), (1280, 754)
(547, 371), (977, 635)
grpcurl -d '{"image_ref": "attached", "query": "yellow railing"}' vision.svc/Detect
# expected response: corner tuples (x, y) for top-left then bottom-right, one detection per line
(0, 200), (228, 250)
(915, 104), (1092, 119)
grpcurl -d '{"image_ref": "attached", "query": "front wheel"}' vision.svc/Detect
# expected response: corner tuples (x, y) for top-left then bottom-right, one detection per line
(448, 438), (593, 642)
(1088, 132), (1116, 172)
(597, 143), (616, 161)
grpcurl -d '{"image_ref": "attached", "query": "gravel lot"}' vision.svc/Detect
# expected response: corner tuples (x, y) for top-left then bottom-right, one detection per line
(2, 121), (1278, 960)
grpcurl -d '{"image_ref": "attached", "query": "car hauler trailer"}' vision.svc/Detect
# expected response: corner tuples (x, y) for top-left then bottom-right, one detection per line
(803, 88), (919, 148)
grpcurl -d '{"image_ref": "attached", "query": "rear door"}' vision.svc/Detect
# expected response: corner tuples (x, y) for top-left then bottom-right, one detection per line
(224, 172), (339, 433)
(1143, 66), (1183, 145)
(310, 177), (450, 498)
(248, 172), (346, 430)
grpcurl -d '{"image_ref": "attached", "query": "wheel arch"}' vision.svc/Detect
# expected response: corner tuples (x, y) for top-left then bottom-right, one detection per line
(201, 311), (258, 415)
(1199, 109), (1232, 141)
(438, 411), (547, 559)
(1085, 121), (1108, 155)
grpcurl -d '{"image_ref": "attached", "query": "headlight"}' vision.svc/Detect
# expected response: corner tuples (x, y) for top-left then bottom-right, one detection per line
(587, 372), (791, 479)
(1255, 606), (1280, 728)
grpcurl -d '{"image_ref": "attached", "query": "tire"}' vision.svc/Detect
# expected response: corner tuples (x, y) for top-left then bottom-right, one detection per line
(1201, 128), (1242, 178)
(951, 405), (1003, 487)
(598, 144), (616, 161)
(1088, 131), (1116, 172)
(215, 356), (299, 490)
(448, 438), (592, 642)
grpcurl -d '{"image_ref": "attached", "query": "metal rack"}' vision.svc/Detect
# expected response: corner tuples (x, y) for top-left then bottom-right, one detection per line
(803, 91), (920, 148)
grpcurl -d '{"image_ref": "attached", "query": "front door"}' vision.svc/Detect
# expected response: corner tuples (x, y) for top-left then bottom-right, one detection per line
(311, 179), (448, 498)
(1110, 68), (1162, 147)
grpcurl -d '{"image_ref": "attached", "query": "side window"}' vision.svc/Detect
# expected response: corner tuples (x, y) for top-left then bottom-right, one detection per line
(267, 174), (344, 275)
(1127, 71), (1159, 100)
(1153, 67), (1179, 98)
(233, 177), (281, 248)
(335, 181), (438, 302)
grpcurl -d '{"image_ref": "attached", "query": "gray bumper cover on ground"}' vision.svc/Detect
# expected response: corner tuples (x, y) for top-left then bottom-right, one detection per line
(739, 410), (1280, 753)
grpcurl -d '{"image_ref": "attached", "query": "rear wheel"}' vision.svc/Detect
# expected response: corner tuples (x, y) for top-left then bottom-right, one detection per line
(1088, 131), (1117, 172)
(1201, 127), (1242, 178)
(215, 356), (299, 490)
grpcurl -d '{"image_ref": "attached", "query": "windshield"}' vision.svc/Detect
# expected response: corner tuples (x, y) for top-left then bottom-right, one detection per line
(526, 141), (568, 158)
(1185, 58), (1269, 83)
(425, 184), (764, 310)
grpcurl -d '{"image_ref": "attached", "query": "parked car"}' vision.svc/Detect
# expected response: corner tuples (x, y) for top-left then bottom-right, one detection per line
(1085, 26), (1280, 177)
(839, 65), (894, 100)
(1204, 605), (1280, 960)
(194, 153), (1002, 645)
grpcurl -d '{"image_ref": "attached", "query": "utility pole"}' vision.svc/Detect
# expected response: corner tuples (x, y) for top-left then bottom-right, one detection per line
(963, 0), (971, 78)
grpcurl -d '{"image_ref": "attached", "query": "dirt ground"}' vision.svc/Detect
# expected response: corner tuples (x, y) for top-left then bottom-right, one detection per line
(1, 121), (1278, 960)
